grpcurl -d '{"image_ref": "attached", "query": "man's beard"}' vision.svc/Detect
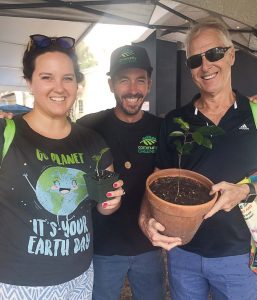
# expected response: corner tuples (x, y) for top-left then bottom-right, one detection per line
(115, 93), (145, 116)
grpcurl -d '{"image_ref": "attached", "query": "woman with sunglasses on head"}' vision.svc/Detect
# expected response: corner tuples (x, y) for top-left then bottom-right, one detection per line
(140, 17), (257, 299)
(0, 34), (123, 299)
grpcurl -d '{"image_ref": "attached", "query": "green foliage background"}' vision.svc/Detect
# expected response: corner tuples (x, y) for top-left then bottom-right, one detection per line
(76, 42), (97, 70)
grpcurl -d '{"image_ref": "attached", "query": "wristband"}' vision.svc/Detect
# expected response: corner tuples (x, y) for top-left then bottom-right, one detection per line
(242, 183), (256, 203)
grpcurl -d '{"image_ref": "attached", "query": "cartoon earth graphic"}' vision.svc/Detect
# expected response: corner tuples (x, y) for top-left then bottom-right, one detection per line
(24, 166), (88, 216)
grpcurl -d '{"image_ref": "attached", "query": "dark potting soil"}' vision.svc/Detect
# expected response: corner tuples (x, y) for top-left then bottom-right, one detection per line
(150, 176), (211, 205)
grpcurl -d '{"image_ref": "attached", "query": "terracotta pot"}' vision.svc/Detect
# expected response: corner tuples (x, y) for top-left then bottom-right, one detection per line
(146, 168), (218, 245)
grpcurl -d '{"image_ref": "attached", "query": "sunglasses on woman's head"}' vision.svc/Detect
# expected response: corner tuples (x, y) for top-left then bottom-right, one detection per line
(28, 34), (75, 51)
(186, 46), (231, 69)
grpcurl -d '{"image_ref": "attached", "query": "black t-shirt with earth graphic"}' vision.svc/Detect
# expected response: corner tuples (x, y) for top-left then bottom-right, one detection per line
(0, 114), (112, 286)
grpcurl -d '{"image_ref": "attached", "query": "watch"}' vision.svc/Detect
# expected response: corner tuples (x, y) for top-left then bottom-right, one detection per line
(242, 183), (256, 203)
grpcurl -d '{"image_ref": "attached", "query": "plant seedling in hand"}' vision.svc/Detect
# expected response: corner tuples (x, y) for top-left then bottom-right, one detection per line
(170, 117), (224, 198)
(92, 147), (110, 178)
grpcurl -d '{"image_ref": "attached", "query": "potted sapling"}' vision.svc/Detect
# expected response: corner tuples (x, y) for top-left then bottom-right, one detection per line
(146, 117), (224, 244)
(85, 147), (119, 204)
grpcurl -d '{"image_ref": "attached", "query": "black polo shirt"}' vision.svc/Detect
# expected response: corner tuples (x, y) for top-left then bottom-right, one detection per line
(156, 90), (257, 257)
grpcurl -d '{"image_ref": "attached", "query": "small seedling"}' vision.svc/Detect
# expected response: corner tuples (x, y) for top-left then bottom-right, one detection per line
(92, 147), (110, 177)
(170, 117), (224, 198)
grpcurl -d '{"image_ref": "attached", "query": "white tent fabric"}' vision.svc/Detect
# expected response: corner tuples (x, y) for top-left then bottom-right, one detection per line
(0, 16), (93, 91)
(144, 0), (257, 54)
(0, 0), (257, 92)
(177, 0), (257, 29)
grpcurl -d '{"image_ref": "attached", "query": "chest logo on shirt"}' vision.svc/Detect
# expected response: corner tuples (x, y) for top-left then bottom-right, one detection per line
(23, 166), (88, 217)
(138, 135), (157, 154)
(239, 123), (249, 130)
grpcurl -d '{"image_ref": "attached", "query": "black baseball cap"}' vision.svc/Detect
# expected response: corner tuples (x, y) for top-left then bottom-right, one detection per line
(107, 45), (153, 76)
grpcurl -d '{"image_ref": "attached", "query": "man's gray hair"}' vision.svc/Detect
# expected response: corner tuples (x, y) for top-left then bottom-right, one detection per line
(185, 17), (233, 57)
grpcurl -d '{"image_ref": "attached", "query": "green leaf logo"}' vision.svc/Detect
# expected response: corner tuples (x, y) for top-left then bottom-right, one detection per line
(140, 136), (157, 146)
(121, 49), (135, 58)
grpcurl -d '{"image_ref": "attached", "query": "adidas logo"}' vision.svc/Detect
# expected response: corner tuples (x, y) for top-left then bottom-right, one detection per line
(239, 124), (249, 130)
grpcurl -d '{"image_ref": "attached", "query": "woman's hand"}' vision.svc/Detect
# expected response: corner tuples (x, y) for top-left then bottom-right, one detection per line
(0, 111), (13, 119)
(249, 95), (257, 103)
(97, 179), (124, 215)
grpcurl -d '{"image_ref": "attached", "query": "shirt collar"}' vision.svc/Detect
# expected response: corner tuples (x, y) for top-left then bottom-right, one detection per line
(193, 90), (241, 116)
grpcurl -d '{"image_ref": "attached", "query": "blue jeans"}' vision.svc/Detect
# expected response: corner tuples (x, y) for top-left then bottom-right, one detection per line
(92, 250), (165, 300)
(168, 247), (257, 300)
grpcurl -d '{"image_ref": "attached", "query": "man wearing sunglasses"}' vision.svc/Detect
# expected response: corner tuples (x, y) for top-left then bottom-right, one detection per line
(140, 17), (257, 299)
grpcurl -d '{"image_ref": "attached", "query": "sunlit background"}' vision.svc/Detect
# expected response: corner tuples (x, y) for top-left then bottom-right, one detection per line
(0, 24), (148, 120)
(76, 24), (147, 118)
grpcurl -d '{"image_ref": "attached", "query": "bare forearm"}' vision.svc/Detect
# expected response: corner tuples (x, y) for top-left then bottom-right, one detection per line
(205, 181), (257, 219)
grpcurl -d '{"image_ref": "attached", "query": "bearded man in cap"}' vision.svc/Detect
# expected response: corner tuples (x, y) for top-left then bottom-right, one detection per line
(77, 45), (180, 300)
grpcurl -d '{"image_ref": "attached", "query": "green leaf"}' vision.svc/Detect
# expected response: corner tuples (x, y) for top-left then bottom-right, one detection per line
(100, 147), (110, 155)
(92, 147), (110, 175)
(174, 140), (183, 154)
(182, 143), (194, 155)
(201, 137), (212, 149)
(192, 131), (204, 145)
(92, 154), (99, 161)
(173, 117), (190, 131)
(169, 117), (224, 168)
(169, 131), (184, 137)
(196, 125), (225, 136)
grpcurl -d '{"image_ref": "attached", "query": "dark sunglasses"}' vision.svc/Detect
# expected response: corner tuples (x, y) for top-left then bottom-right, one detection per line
(27, 34), (75, 51)
(186, 46), (231, 69)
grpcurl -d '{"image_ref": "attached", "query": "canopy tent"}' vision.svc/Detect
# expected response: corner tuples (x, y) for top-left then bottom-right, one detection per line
(0, 103), (31, 115)
(0, 0), (257, 92)
(136, 0), (257, 54)
(0, 15), (93, 92)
